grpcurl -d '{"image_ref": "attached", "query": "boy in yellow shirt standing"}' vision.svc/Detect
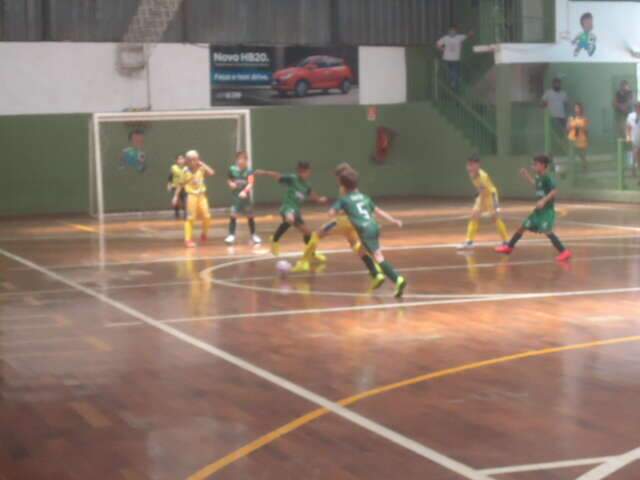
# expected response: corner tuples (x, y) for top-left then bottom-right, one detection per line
(458, 155), (509, 250)
(183, 150), (215, 248)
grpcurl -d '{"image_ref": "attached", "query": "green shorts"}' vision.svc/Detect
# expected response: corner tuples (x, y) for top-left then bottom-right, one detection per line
(280, 207), (304, 225)
(231, 196), (253, 216)
(523, 207), (556, 233)
(357, 223), (381, 254)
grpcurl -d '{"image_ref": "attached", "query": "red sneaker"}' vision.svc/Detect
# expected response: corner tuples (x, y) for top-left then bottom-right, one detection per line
(556, 250), (572, 262)
(495, 245), (513, 255)
(185, 240), (197, 248)
(200, 234), (208, 243)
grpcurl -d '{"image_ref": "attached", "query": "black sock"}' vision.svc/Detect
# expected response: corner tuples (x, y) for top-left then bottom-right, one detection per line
(361, 255), (378, 278)
(303, 234), (311, 244)
(273, 222), (290, 242)
(174, 207), (180, 219)
(508, 231), (523, 249)
(228, 217), (237, 235)
(248, 217), (256, 235)
(547, 233), (566, 253)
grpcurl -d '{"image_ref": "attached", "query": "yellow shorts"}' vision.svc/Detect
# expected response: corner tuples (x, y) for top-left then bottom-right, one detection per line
(187, 194), (211, 220)
(473, 192), (499, 214)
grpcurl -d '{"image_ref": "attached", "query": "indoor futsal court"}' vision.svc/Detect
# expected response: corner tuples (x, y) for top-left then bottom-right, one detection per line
(3, 0), (640, 479)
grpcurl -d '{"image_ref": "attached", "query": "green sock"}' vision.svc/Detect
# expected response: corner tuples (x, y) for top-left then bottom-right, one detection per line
(361, 255), (378, 278)
(380, 261), (399, 282)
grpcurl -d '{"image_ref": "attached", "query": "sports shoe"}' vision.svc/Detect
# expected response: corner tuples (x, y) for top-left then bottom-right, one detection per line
(313, 252), (327, 263)
(200, 233), (208, 243)
(251, 234), (262, 244)
(292, 260), (310, 273)
(270, 237), (280, 257)
(495, 244), (513, 254)
(224, 234), (236, 245)
(394, 276), (407, 298)
(556, 249), (573, 262)
(457, 241), (474, 250)
(185, 240), (197, 248)
(370, 274), (385, 290)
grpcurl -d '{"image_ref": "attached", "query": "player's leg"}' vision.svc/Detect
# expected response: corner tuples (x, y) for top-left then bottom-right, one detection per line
(547, 231), (572, 261)
(496, 225), (526, 254)
(271, 211), (294, 256)
(184, 194), (197, 248)
(459, 195), (483, 250)
(179, 190), (188, 220)
(366, 227), (406, 297)
(199, 196), (211, 243)
(491, 192), (509, 245)
(247, 214), (260, 244)
(171, 187), (180, 219)
(225, 208), (238, 245)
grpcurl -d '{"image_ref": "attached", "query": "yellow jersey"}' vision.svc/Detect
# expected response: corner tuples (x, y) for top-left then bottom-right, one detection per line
(170, 164), (187, 188)
(471, 169), (497, 196)
(184, 167), (207, 195)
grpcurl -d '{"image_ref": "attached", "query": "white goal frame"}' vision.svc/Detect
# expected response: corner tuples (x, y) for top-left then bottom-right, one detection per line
(89, 109), (252, 224)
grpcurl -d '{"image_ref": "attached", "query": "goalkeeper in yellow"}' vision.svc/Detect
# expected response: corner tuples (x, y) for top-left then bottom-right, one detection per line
(458, 155), (509, 250)
(183, 150), (215, 248)
(293, 163), (385, 289)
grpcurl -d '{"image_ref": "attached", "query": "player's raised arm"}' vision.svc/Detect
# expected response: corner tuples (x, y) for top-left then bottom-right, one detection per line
(199, 160), (215, 176)
(254, 169), (282, 181)
(374, 206), (403, 228)
(519, 167), (535, 185)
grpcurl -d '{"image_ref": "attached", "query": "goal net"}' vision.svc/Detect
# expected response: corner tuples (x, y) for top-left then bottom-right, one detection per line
(89, 109), (252, 223)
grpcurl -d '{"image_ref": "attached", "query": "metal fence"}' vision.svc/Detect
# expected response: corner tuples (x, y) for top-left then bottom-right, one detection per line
(1, 0), (456, 45)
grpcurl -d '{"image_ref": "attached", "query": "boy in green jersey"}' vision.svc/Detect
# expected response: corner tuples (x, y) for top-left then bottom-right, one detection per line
(255, 162), (328, 257)
(225, 151), (261, 245)
(330, 169), (407, 298)
(496, 155), (572, 261)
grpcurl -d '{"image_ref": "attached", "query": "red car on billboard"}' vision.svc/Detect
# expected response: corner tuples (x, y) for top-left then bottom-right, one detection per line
(272, 56), (354, 97)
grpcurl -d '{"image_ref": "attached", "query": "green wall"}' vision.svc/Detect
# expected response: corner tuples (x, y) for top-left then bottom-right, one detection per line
(0, 103), (481, 217)
(0, 114), (90, 216)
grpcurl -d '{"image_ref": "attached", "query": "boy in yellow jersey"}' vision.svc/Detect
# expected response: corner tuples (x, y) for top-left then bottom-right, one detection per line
(458, 155), (509, 250)
(167, 153), (188, 220)
(293, 164), (385, 289)
(182, 150), (215, 248)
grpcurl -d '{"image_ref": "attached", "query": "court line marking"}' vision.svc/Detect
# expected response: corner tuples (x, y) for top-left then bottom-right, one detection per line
(479, 456), (613, 475)
(561, 219), (640, 233)
(63, 222), (97, 234)
(6, 233), (638, 272)
(576, 447), (640, 480)
(188, 335), (640, 479)
(0, 246), (491, 480)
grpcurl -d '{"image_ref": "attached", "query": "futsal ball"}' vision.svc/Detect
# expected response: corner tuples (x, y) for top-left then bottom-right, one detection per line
(276, 260), (292, 276)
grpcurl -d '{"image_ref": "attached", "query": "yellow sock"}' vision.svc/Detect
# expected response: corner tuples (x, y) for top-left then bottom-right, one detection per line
(184, 220), (194, 242)
(303, 232), (320, 262)
(496, 218), (509, 242)
(202, 218), (210, 237)
(466, 219), (479, 242)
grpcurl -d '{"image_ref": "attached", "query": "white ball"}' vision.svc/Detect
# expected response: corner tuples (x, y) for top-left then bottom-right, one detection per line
(276, 260), (292, 275)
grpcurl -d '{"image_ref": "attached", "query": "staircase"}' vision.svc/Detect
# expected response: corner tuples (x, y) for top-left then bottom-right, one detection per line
(429, 60), (497, 155)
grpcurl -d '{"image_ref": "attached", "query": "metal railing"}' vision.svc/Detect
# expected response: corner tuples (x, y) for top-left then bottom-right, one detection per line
(482, 0), (555, 44)
(431, 60), (497, 154)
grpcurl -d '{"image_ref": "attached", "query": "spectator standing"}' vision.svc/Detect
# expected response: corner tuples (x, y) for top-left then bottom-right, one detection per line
(613, 80), (634, 138)
(436, 26), (473, 91)
(542, 78), (569, 132)
(626, 103), (640, 181)
(567, 102), (590, 173)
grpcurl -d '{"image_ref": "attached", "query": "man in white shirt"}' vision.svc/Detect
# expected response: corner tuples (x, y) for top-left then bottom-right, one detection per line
(626, 102), (640, 179)
(436, 26), (473, 91)
(542, 78), (569, 131)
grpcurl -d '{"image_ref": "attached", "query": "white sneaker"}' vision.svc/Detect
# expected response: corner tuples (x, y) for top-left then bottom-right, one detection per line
(457, 241), (474, 250)
(251, 234), (262, 244)
(224, 234), (236, 245)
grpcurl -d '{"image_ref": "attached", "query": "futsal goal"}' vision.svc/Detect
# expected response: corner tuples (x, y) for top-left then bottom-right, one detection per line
(89, 109), (252, 223)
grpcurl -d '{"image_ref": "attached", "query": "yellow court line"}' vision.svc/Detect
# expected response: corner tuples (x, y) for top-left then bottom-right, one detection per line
(188, 334), (640, 480)
(66, 223), (97, 233)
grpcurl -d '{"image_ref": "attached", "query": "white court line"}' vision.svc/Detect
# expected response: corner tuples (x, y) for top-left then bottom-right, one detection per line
(0, 246), (493, 480)
(108, 284), (640, 329)
(561, 219), (640, 233)
(6, 233), (638, 273)
(576, 447), (640, 480)
(480, 456), (613, 475)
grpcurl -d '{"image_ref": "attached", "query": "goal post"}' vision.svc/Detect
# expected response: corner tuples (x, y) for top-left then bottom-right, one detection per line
(89, 109), (253, 223)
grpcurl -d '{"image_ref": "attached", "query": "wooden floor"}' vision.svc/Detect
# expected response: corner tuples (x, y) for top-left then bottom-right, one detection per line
(1, 198), (640, 480)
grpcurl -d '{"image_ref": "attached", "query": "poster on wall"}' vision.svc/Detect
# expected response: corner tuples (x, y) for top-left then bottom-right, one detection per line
(210, 46), (359, 106)
(496, 0), (640, 64)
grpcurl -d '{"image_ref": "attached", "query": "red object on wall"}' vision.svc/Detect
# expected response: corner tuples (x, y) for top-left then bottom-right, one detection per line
(372, 126), (396, 165)
(367, 106), (378, 121)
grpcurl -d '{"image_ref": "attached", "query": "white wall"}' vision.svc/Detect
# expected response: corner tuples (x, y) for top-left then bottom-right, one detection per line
(0, 43), (211, 115)
(358, 47), (407, 105)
